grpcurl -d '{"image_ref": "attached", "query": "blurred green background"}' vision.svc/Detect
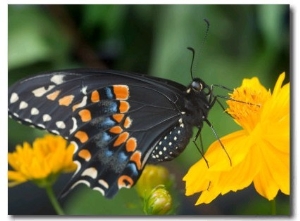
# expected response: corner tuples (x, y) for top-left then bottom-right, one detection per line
(8, 5), (290, 215)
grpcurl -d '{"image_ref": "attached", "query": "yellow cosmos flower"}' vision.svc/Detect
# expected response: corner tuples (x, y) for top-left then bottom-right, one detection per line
(183, 72), (289, 205)
(8, 134), (77, 187)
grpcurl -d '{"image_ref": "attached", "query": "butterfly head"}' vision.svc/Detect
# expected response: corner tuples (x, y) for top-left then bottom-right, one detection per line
(187, 78), (211, 96)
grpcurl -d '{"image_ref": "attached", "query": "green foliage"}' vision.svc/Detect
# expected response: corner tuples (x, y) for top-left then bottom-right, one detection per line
(64, 186), (144, 215)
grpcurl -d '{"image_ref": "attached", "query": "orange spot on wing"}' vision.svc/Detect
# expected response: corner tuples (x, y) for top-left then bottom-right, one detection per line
(113, 85), (129, 100)
(78, 109), (92, 122)
(123, 116), (132, 128)
(130, 151), (142, 170)
(75, 131), (89, 143)
(118, 175), (134, 189)
(47, 90), (61, 101)
(112, 114), (124, 123)
(91, 90), (100, 103)
(113, 132), (129, 147)
(119, 101), (130, 113)
(126, 137), (137, 152)
(59, 95), (74, 106)
(78, 149), (91, 161)
(109, 126), (123, 134)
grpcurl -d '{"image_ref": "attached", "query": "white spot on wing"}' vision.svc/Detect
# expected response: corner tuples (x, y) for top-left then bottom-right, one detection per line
(98, 179), (109, 189)
(37, 123), (45, 129)
(31, 107), (39, 115)
(81, 86), (88, 95)
(82, 167), (97, 179)
(51, 129), (59, 135)
(19, 101), (28, 109)
(93, 187), (105, 196)
(13, 113), (19, 118)
(73, 160), (81, 175)
(72, 96), (87, 111)
(70, 180), (91, 190)
(71, 141), (79, 154)
(70, 117), (77, 135)
(32, 85), (55, 97)
(10, 93), (19, 103)
(56, 121), (66, 129)
(51, 75), (65, 85)
(24, 118), (32, 123)
(43, 114), (52, 122)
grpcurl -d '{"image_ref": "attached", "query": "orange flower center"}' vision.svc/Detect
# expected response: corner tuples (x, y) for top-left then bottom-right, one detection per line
(226, 79), (271, 132)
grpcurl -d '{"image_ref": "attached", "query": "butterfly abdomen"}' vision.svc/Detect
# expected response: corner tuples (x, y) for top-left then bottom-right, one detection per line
(148, 117), (193, 163)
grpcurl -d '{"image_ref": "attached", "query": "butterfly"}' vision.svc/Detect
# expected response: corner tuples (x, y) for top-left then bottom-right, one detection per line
(8, 65), (217, 198)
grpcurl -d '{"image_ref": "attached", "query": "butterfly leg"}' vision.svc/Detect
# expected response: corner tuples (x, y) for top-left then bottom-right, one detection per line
(204, 119), (232, 166)
(192, 127), (209, 168)
(209, 85), (233, 118)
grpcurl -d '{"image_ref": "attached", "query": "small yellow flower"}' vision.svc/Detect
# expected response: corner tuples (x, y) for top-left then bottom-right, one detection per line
(8, 134), (77, 187)
(183, 72), (289, 205)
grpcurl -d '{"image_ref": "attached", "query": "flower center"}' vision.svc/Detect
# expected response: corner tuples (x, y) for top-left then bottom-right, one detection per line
(226, 84), (271, 132)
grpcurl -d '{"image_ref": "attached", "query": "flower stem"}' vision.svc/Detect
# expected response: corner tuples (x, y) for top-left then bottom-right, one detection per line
(45, 185), (65, 215)
(270, 199), (276, 215)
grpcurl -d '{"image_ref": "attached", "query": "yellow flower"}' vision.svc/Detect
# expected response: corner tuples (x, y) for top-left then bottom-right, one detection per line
(8, 134), (77, 187)
(183, 72), (289, 205)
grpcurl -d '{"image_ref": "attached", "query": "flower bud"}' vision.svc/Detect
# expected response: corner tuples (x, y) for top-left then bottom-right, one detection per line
(135, 165), (172, 199)
(144, 185), (172, 215)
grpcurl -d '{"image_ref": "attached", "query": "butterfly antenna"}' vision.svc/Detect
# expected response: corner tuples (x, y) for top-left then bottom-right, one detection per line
(187, 19), (210, 80)
(187, 47), (195, 79)
(202, 18), (210, 47)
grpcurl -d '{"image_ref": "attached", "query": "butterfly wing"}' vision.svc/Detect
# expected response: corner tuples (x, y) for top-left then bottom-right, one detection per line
(8, 69), (188, 198)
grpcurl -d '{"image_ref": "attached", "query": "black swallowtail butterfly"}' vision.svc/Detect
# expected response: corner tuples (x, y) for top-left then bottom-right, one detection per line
(8, 67), (217, 198)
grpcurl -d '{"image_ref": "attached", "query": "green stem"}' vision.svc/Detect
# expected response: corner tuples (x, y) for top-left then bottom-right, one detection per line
(270, 198), (276, 215)
(45, 185), (65, 215)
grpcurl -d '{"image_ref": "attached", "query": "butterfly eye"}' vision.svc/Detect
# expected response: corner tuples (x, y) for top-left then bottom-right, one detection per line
(191, 80), (203, 92)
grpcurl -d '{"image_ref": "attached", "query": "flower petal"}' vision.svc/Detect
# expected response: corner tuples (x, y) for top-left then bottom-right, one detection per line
(257, 139), (290, 197)
(8, 171), (27, 186)
(204, 130), (250, 171)
(183, 158), (213, 196)
(272, 72), (285, 97)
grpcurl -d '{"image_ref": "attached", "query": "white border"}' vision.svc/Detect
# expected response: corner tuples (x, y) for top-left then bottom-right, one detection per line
(2, 2), (298, 220)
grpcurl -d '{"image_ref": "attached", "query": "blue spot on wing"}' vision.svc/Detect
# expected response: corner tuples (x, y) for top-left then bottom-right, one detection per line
(104, 87), (114, 99)
(125, 162), (139, 177)
(100, 100), (118, 114)
(118, 151), (128, 162)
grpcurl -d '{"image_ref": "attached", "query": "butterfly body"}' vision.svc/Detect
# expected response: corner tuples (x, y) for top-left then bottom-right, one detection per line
(8, 69), (213, 198)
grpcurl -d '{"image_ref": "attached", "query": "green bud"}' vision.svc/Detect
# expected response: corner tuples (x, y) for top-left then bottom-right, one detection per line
(135, 165), (172, 199)
(144, 185), (172, 215)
